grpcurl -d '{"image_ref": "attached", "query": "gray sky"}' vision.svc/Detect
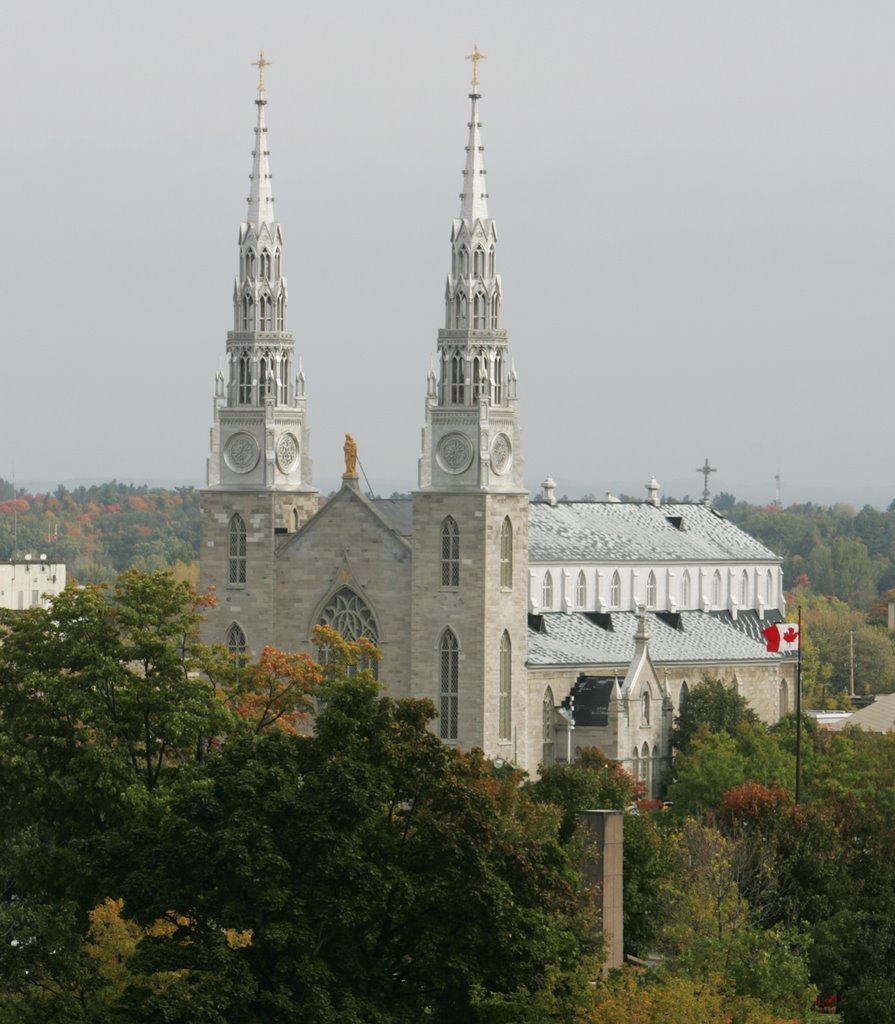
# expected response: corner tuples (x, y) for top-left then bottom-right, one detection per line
(4, 0), (894, 504)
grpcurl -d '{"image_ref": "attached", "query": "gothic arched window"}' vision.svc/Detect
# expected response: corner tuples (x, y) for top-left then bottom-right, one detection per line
(680, 679), (689, 711)
(441, 516), (459, 588)
(767, 569), (774, 606)
(576, 570), (587, 608)
(541, 571), (554, 610)
(279, 354), (289, 404)
(646, 571), (657, 609)
(474, 247), (485, 276)
(681, 570), (691, 607)
(317, 587), (379, 678)
(490, 294), (499, 328)
(610, 571), (621, 608)
(542, 687), (555, 768)
(260, 295), (272, 331)
(226, 622), (247, 665)
(276, 294), (285, 331)
(439, 628), (459, 740)
(460, 247), (469, 276)
(228, 514), (247, 585)
(241, 294), (254, 331)
(238, 354), (251, 405)
(740, 570), (749, 606)
(473, 292), (486, 329)
(259, 250), (271, 278)
(450, 352), (465, 404)
(500, 517), (513, 589)
(244, 249), (255, 278)
(488, 248), (495, 277)
(641, 688), (651, 726)
(472, 353), (486, 399)
(274, 248), (281, 278)
(713, 570), (722, 607)
(499, 631), (511, 741)
(493, 352), (503, 403)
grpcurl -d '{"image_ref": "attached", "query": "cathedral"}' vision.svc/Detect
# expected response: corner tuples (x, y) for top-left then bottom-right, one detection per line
(199, 57), (794, 785)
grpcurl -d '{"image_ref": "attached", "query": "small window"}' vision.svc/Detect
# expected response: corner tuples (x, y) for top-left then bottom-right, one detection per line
(767, 569), (774, 605)
(641, 688), (651, 726)
(610, 571), (621, 608)
(713, 570), (722, 607)
(226, 622), (248, 665)
(238, 354), (251, 404)
(441, 517), (459, 588)
(276, 294), (285, 331)
(228, 514), (247, 585)
(542, 687), (555, 767)
(681, 570), (691, 607)
(646, 571), (657, 609)
(498, 632), (511, 741)
(576, 570), (587, 608)
(541, 571), (554, 609)
(450, 352), (465, 403)
(500, 518), (513, 588)
(680, 679), (689, 710)
(439, 629), (459, 740)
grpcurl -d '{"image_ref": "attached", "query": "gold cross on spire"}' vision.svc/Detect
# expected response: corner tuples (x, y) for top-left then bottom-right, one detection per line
(466, 45), (486, 89)
(252, 51), (271, 92)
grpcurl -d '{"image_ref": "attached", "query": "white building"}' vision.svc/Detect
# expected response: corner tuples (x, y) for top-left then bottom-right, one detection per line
(0, 556), (66, 611)
(199, 62), (794, 785)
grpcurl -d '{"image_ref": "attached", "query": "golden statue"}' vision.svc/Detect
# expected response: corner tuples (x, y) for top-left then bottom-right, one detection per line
(344, 433), (358, 476)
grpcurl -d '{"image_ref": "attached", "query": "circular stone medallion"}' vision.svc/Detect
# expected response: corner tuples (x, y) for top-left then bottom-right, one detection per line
(490, 432), (512, 474)
(276, 432), (300, 473)
(436, 432), (474, 475)
(224, 432), (260, 474)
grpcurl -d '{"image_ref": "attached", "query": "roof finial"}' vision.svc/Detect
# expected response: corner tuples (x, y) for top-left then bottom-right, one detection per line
(253, 51), (271, 93)
(697, 457), (717, 507)
(466, 45), (486, 90)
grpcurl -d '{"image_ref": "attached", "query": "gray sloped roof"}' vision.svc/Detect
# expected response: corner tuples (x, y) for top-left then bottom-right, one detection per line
(370, 498), (413, 536)
(527, 610), (784, 668)
(528, 501), (780, 563)
(828, 692), (895, 733)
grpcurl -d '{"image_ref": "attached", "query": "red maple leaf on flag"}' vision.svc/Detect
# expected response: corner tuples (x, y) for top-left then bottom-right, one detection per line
(783, 627), (798, 644)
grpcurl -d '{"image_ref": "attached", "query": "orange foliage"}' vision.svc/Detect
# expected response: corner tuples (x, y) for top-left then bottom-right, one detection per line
(234, 645), (323, 734)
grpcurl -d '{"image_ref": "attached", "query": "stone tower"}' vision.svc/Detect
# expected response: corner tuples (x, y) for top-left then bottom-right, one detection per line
(412, 52), (530, 766)
(200, 59), (318, 657)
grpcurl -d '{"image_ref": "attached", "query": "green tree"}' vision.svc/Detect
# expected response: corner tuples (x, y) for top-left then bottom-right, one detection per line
(672, 676), (758, 753)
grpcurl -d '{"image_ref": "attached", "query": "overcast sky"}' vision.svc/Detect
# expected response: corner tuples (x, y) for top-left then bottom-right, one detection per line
(3, 1), (893, 504)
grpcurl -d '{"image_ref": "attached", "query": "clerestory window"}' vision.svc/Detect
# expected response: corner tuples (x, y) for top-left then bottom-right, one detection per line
(228, 514), (247, 585)
(441, 516), (459, 587)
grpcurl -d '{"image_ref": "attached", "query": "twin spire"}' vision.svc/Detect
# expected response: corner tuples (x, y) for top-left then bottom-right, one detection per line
(459, 46), (490, 223)
(246, 52), (275, 227)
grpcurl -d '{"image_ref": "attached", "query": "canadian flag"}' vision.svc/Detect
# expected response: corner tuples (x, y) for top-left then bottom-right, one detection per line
(762, 622), (800, 653)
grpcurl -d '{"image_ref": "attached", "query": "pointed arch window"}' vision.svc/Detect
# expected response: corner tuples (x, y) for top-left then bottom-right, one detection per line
(641, 687), (651, 726)
(646, 571), (657, 609)
(576, 570), (587, 608)
(276, 294), (285, 331)
(767, 569), (774, 605)
(679, 679), (689, 711)
(274, 248), (281, 279)
(641, 741), (652, 797)
(260, 250), (271, 278)
(493, 352), (503, 403)
(499, 631), (512, 741)
(610, 571), (621, 608)
(278, 354), (289, 404)
(259, 354), (275, 399)
(473, 293), (486, 329)
(712, 570), (722, 607)
(259, 295), (272, 331)
(541, 571), (554, 610)
(226, 622), (248, 665)
(472, 351), (488, 400)
(460, 247), (469, 276)
(241, 294), (255, 331)
(228, 514), (247, 585)
(488, 248), (495, 277)
(244, 249), (256, 279)
(500, 517), (513, 589)
(681, 570), (691, 607)
(542, 688), (555, 767)
(740, 570), (749, 606)
(317, 587), (379, 678)
(439, 628), (459, 740)
(474, 247), (485, 277)
(450, 352), (465, 404)
(238, 354), (252, 405)
(441, 516), (460, 587)
(490, 294), (499, 329)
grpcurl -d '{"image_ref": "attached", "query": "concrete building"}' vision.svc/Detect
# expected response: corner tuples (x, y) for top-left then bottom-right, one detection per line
(200, 62), (794, 782)
(0, 556), (66, 611)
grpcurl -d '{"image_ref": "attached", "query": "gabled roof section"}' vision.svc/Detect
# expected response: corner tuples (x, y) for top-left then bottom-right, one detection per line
(528, 501), (781, 563)
(528, 610), (784, 668)
(370, 498), (413, 537)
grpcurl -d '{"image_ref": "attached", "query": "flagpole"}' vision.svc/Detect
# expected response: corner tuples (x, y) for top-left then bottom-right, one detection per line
(795, 604), (802, 805)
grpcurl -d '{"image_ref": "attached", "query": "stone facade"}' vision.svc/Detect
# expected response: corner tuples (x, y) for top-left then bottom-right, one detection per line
(199, 69), (796, 783)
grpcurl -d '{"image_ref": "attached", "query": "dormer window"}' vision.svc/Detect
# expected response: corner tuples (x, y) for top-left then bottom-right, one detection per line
(646, 571), (657, 609)
(610, 571), (621, 608)
(576, 570), (587, 608)
(541, 571), (554, 610)
(713, 570), (722, 607)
